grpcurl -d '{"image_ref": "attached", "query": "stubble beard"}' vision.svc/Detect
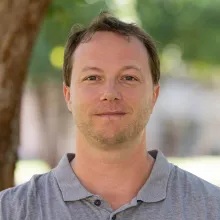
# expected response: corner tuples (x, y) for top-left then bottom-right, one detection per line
(74, 103), (153, 149)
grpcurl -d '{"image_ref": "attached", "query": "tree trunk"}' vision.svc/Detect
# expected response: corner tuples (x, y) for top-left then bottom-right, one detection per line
(0, 0), (51, 191)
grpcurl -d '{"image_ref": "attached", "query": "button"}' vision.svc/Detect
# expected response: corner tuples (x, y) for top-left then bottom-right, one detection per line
(112, 215), (116, 220)
(94, 199), (101, 206)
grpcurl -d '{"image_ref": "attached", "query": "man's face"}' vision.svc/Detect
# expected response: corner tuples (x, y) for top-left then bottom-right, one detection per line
(64, 31), (159, 147)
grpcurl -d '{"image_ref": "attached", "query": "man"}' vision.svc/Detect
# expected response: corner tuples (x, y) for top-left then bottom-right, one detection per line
(0, 12), (220, 220)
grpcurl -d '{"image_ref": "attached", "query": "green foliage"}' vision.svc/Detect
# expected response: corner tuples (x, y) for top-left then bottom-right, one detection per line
(29, 0), (220, 84)
(136, 0), (220, 65)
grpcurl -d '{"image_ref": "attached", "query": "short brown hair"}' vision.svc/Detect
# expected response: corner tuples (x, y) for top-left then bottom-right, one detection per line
(63, 11), (160, 86)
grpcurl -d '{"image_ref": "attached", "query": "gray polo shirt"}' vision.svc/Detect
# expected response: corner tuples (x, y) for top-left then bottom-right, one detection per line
(0, 150), (220, 220)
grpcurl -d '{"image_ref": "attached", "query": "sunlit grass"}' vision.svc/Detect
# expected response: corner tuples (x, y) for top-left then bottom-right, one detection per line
(15, 160), (51, 186)
(168, 156), (220, 186)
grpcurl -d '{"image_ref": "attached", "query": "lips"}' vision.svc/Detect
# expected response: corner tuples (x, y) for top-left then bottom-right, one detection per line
(95, 112), (127, 116)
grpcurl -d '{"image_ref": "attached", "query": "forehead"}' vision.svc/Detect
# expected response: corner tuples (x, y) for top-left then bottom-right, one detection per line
(72, 31), (150, 69)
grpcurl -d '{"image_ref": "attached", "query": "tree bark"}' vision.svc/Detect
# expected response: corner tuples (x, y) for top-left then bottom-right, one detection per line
(0, 0), (51, 191)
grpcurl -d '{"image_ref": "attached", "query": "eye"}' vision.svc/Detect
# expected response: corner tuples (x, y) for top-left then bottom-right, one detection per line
(85, 75), (99, 81)
(123, 75), (137, 81)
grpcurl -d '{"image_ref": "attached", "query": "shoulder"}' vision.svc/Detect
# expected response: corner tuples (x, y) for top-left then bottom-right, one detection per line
(0, 171), (54, 200)
(0, 171), (54, 220)
(169, 164), (220, 203)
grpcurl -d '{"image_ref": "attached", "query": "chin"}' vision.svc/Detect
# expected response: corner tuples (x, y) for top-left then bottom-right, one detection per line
(92, 130), (130, 146)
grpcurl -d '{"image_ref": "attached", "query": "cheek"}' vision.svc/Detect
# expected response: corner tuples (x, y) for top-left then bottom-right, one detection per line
(73, 86), (98, 102)
(123, 88), (153, 111)
(122, 87), (147, 103)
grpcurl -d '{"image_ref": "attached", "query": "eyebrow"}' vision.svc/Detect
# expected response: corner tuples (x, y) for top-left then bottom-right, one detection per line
(81, 66), (104, 73)
(119, 65), (141, 73)
(81, 65), (141, 73)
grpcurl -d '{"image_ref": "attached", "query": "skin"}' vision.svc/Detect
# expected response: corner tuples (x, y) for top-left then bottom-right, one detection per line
(63, 31), (160, 210)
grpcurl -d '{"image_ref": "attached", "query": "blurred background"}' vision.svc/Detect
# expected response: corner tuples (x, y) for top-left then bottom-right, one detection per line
(1, 0), (220, 188)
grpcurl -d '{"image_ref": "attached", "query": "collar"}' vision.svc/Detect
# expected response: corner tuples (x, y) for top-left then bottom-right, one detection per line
(52, 154), (93, 201)
(52, 150), (172, 203)
(136, 150), (172, 203)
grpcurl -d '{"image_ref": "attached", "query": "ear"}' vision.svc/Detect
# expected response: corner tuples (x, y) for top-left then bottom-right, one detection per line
(63, 83), (72, 112)
(152, 83), (160, 108)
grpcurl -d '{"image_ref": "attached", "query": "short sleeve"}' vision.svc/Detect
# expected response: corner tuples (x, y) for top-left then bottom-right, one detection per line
(0, 188), (13, 220)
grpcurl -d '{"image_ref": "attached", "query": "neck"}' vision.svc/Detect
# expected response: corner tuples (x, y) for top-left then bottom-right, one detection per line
(71, 130), (155, 210)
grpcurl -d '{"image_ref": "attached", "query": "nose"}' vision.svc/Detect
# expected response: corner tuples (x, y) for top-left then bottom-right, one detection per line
(100, 82), (121, 101)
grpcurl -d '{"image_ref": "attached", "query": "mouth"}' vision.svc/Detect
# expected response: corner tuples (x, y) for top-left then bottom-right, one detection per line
(95, 112), (127, 117)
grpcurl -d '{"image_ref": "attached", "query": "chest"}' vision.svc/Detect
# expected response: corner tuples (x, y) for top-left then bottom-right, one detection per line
(28, 198), (216, 220)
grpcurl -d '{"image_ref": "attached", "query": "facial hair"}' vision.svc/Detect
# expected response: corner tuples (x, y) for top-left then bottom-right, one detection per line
(73, 99), (153, 148)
